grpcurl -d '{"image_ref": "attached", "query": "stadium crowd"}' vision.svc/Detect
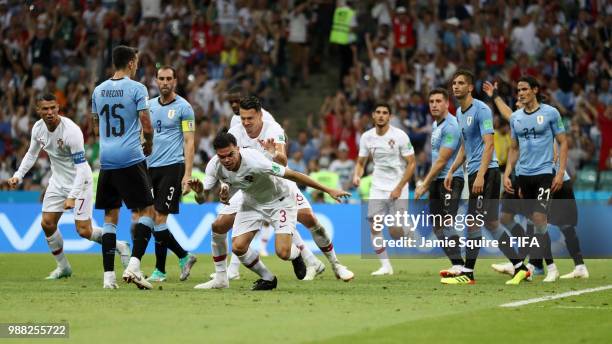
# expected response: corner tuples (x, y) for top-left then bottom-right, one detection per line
(0, 0), (610, 199)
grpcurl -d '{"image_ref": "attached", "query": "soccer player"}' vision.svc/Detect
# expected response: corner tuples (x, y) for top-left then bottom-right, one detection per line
(214, 95), (354, 282)
(483, 81), (588, 280)
(443, 70), (527, 285)
(353, 103), (416, 276)
(91, 45), (156, 289)
(144, 66), (198, 283)
(189, 132), (350, 290)
(414, 88), (465, 275)
(504, 75), (568, 285)
(7, 94), (130, 280)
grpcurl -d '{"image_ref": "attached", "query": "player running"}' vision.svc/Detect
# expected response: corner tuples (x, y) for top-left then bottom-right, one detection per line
(189, 132), (350, 290)
(7, 94), (130, 280)
(91, 45), (156, 289)
(353, 103), (416, 276)
(144, 66), (198, 283)
(414, 88), (465, 275)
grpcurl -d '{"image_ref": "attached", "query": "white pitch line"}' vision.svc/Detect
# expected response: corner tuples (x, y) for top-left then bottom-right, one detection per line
(500, 285), (612, 308)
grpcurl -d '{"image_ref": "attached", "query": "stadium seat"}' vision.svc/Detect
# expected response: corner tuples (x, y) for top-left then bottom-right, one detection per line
(574, 168), (597, 191)
(598, 171), (612, 191)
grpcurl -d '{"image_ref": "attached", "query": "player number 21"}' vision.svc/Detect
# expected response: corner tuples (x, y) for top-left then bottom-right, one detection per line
(537, 187), (550, 200)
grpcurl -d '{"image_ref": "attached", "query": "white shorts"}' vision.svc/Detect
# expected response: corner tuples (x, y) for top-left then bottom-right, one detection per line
(220, 183), (312, 215)
(367, 186), (409, 219)
(231, 198), (297, 238)
(42, 182), (93, 221)
(289, 182), (312, 210)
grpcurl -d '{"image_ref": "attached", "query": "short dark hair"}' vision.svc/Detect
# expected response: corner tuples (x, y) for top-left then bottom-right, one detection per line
(157, 65), (176, 78)
(227, 85), (244, 95)
(374, 102), (392, 113)
(36, 93), (56, 103)
(428, 87), (449, 101)
(239, 95), (262, 112)
(452, 69), (474, 85)
(517, 75), (540, 90)
(213, 131), (237, 150)
(112, 45), (138, 70)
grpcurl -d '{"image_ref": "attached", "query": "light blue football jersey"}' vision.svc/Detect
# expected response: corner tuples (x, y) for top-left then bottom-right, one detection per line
(456, 98), (499, 175)
(147, 95), (195, 168)
(510, 103), (565, 176)
(431, 113), (463, 179)
(91, 77), (149, 169)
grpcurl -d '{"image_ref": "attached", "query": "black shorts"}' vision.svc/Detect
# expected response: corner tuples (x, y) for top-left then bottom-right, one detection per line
(501, 175), (526, 216)
(549, 180), (578, 226)
(517, 174), (553, 215)
(95, 161), (154, 210)
(429, 177), (464, 219)
(148, 163), (185, 214)
(467, 168), (501, 222)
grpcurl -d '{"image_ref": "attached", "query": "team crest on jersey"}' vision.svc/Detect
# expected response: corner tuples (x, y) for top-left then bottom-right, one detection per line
(168, 109), (176, 119)
(57, 139), (64, 150)
(467, 116), (473, 126)
(537, 115), (544, 125)
(388, 139), (395, 148)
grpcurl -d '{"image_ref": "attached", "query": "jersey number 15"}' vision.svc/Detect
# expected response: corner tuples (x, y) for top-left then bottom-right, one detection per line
(101, 104), (125, 137)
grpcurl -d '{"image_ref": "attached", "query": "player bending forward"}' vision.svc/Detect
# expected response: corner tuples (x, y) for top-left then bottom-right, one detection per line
(189, 132), (349, 290)
(7, 94), (130, 280)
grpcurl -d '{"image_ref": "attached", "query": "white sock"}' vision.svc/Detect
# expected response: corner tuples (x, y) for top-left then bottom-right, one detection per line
(461, 267), (474, 273)
(575, 264), (586, 270)
(370, 231), (390, 263)
(238, 248), (274, 281)
(229, 253), (241, 271)
(292, 230), (318, 265)
(127, 257), (141, 271)
(211, 232), (228, 273)
(289, 244), (300, 260)
(46, 230), (70, 269)
(547, 263), (557, 271)
(90, 227), (103, 244)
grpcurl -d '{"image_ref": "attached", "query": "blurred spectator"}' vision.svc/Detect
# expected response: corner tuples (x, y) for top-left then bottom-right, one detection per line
(329, 142), (355, 190)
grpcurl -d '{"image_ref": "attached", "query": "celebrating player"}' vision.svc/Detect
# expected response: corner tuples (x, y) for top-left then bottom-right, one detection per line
(91, 45), (155, 289)
(7, 94), (130, 280)
(144, 66), (198, 283)
(353, 103), (416, 276)
(189, 132), (350, 290)
(414, 88), (465, 275)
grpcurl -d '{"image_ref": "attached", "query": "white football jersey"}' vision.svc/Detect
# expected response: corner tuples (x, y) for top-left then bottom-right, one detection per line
(16, 116), (90, 191)
(358, 125), (414, 191)
(228, 120), (286, 154)
(203, 148), (290, 209)
(230, 108), (276, 128)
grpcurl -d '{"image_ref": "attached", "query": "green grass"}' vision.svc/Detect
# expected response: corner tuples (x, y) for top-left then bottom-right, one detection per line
(0, 254), (610, 343)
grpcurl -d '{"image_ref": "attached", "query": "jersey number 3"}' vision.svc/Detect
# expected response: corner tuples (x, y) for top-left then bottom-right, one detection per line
(101, 104), (125, 137)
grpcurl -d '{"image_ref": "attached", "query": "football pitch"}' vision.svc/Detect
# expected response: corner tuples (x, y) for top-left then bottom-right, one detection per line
(0, 254), (610, 343)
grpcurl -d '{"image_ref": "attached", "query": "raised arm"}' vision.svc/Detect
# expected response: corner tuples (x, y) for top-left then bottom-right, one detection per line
(282, 169), (350, 203)
(482, 81), (513, 121)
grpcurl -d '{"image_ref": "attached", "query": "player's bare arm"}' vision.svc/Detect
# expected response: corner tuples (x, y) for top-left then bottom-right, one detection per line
(139, 109), (153, 156)
(416, 147), (453, 199)
(391, 154), (416, 200)
(283, 169), (350, 203)
(444, 144), (465, 191)
(473, 133), (495, 194)
(258, 138), (288, 166)
(552, 133), (568, 192)
(353, 156), (368, 187)
(182, 130), (195, 195)
(504, 138), (519, 194)
(91, 113), (100, 138)
(483, 81), (513, 121)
